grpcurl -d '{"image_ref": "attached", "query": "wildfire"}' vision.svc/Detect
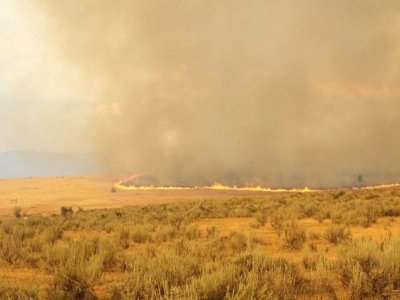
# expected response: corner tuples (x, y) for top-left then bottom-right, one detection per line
(355, 183), (400, 190)
(114, 183), (192, 191)
(114, 179), (314, 193)
(114, 176), (400, 193)
(207, 182), (313, 193)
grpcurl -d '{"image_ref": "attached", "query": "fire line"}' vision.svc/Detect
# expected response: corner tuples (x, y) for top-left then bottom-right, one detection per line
(114, 178), (400, 193)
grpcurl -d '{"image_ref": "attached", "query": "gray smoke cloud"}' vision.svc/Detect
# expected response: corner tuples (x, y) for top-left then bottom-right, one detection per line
(37, 0), (400, 187)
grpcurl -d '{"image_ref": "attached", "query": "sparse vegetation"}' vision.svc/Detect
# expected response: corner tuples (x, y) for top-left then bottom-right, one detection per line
(51, 242), (105, 298)
(1, 186), (400, 298)
(324, 225), (352, 245)
(13, 206), (22, 218)
(255, 210), (268, 226)
(337, 238), (400, 298)
(60, 206), (73, 217)
(0, 284), (39, 300)
(284, 219), (306, 250)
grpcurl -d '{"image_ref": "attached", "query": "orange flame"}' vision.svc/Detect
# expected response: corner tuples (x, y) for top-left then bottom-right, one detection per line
(114, 175), (400, 193)
(355, 183), (400, 190)
(114, 180), (314, 193)
(114, 174), (400, 193)
(206, 182), (314, 193)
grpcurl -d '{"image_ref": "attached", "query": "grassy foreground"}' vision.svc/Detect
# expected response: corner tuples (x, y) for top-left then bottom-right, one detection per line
(1, 188), (400, 299)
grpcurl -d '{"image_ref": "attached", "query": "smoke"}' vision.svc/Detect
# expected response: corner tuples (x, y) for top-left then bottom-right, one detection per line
(37, 0), (400, 187)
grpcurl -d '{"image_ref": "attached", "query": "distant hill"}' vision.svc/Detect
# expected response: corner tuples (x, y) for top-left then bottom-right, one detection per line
(0, 151), (99, 178)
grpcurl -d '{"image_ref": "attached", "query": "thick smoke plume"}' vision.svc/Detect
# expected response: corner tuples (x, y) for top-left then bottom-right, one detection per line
(38, 0), (400, 187)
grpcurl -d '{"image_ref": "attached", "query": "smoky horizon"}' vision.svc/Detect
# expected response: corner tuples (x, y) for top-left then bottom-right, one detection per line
(4, 1), (400, 188)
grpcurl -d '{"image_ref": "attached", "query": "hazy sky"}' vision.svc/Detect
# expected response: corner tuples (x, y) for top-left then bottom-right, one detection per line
(2, 1), (400, 187)
(0, 0), (91, 153)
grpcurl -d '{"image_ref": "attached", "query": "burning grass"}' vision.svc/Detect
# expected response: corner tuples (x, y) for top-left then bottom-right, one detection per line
(114, 180), (314, 193)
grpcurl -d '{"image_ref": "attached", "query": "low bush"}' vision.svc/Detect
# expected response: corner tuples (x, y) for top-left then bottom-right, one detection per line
(228, 231), (247, 253)
(254, 211), (268, 226)
(118, 228), (130, 249)
(60, 206), (73, 217)
(13, 206), (22, 219)
(284, 220), (306, 250)
(1, 186), (400, 299)
(154, 224), (177, 243)
(270, 214), (285, 238)
(0, 284), (39, 300)
(131, 225), (152, 243)
(324, 225), (352, 245)
(50, 241), (105, 299)
(337, 238), (400, 298)
(0, 235), (22, 264)
(114, 250), (310, 299)
(185, 224), (201, 240)
(206, 226), (219, 239)
(45, 226), (64, 244)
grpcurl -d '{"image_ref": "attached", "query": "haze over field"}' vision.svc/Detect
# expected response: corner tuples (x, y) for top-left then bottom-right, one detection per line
(2, 1), (400, 187)
(0, 152), (98, 178)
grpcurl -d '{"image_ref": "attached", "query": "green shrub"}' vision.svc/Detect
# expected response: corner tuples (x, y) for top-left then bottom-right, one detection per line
(206, 226), (219, 239)
(188, 264), (238, 300)
(13, 226), (35, 241)
(233, 252), (306, 298)
(1, 187), (400, 299)
(228, 231), (247, 253)
(254, 211), (268, 226)
(333, 191), (345, 199)
(114, 250), (309, 300)
(324, 226), (352, 245)
(154, 225), (177, 243)
(13, 206), (22, 219)
(270, 214), (285, 238)
(45, 226), (64, 244)
(185, 224), (201, 240)
(187, 237), (224, 262)
(51, 243), (105, 299)
(1, 221), (12, 234)
(131, 225), (152, 243)
(283, 220), (306, 250)
(0, 235), (22, 264)
(336, 239), (400, 298)
(118, 228), (130, 249)
(61, 206), (73, 217)
(0, 284), (39, 300)
(302, 253), (329, 271)
(117, 249), (201, 298)
(315, 210), (329, 223)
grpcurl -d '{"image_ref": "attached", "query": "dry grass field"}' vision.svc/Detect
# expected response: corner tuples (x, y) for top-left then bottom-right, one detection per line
(0, 176), (260, 216)
(1, 176), (400, 299)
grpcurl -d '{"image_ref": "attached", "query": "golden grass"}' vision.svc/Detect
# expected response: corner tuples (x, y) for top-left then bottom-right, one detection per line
(1, 176), (400, 298)
(0, 176), (274, 216)
(195, 217), (400, 260)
